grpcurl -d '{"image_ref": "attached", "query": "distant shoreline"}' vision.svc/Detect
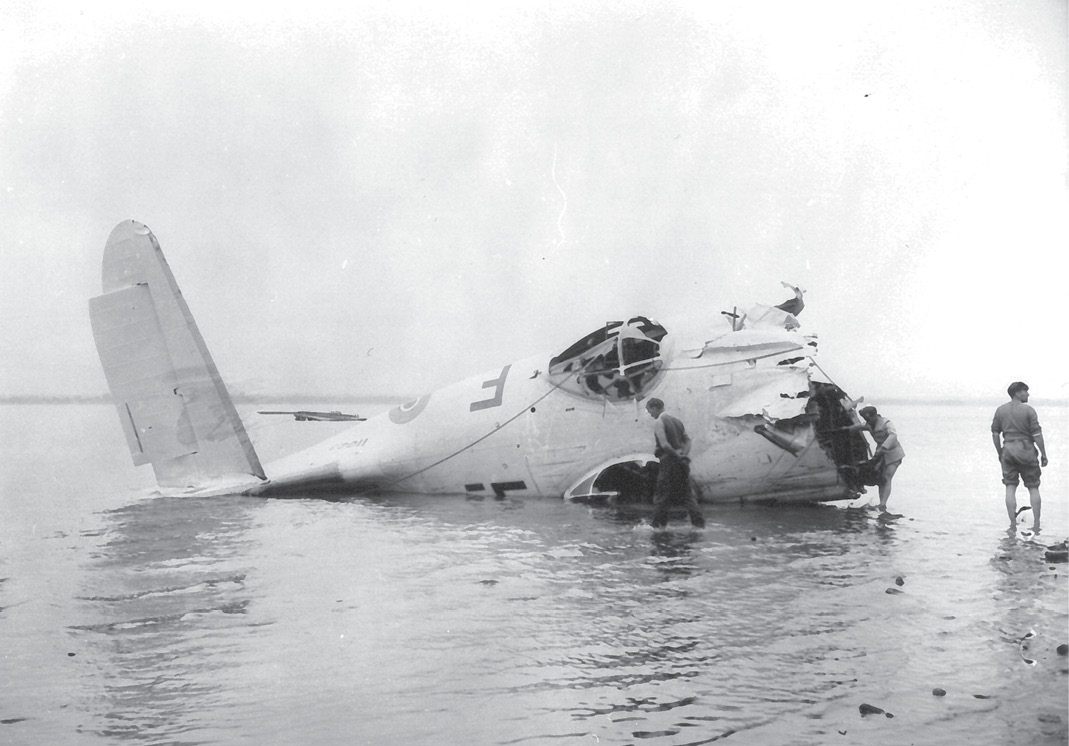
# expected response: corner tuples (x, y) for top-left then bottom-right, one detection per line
(0, 394), (414, 405)
(2, 394), (1066, 406)
(875, 397), (1068, 407)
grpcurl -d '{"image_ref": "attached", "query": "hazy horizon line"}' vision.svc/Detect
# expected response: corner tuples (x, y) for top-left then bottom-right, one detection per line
(0, 393), (413, 405)
(2, 393), (1067, 406)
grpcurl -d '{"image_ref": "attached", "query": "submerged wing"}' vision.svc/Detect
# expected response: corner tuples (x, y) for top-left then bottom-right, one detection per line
(88, 221), (266, 490)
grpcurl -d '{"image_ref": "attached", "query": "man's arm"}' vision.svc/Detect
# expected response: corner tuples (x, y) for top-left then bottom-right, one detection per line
(653, 418), (669, 453)
(1028, 408), (1048, 466)
(1035, 433), (1048, 466)
(991, 431), (1003, 458)
(878, 421), (900, 455)
(654, 418), (683, 459)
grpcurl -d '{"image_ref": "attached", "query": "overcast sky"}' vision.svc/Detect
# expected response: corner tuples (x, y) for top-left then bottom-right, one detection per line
(2, 0), (1066, 404)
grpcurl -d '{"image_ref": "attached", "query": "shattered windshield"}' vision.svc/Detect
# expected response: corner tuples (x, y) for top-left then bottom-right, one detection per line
(549, 317), (667, 401)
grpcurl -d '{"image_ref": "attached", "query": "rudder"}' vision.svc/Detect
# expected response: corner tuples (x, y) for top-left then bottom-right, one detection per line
(88, 221), (266, 489)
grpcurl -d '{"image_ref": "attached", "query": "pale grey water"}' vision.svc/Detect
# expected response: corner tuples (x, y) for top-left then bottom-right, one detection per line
(1, 401), (1066, 745)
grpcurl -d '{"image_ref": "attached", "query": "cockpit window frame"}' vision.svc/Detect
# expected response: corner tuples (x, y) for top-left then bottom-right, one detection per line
(548, 316), (668, 402)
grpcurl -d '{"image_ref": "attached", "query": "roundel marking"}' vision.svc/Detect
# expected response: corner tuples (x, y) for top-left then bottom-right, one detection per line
(389, 394), (431, 424)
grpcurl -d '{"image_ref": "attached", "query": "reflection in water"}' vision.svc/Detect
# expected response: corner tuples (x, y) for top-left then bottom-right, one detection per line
(11, 484), (1061, 746)
(72, 495), (259, 742)
(6, 401), (1066, 745)
(986, 532), (1069, 745)
(648, 530), (702, 581)
(992, 532), (1065, 654)
(58, 490), (935, 745)
(477, 504), (915, 743)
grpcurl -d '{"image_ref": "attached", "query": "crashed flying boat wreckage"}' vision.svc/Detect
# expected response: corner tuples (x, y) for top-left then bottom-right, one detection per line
(89, 220), (871, 504)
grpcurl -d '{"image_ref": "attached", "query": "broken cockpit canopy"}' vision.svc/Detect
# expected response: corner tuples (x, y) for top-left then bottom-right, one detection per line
(548, 317), (668, 401)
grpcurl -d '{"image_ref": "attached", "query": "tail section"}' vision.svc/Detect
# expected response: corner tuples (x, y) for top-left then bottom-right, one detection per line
(89, 221), (266, 490)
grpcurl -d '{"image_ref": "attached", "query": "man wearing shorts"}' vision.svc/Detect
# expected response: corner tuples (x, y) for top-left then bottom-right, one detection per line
(991, 382), (1048, 532)
(840, 406), (905, 512)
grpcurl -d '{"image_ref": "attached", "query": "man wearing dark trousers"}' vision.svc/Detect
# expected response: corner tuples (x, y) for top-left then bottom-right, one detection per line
(646, 398), (705, 529)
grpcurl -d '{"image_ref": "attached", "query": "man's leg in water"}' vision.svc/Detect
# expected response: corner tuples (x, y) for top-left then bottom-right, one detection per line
(675, 461), (705, 528)
(1026, 486), (1042, 532)
(650, 467), (672, 528)
(1005, 484), (1020, 527)
(682, 490), (705, 528)
(878, 461), (901, 511)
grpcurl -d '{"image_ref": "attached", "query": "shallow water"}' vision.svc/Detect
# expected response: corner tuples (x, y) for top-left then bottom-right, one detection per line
(1, 401), (1066, 745)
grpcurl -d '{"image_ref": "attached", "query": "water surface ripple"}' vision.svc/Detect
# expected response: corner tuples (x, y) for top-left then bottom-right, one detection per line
(1, 403), (1065, 745)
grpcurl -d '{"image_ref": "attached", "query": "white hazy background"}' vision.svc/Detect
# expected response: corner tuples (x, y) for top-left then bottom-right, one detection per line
(1, 0), (1066, 402)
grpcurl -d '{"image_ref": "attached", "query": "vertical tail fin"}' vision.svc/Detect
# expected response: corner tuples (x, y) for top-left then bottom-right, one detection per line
(88, 221), (266, 489)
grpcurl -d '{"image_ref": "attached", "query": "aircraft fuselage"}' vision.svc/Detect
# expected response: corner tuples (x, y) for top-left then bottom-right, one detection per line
(255, 349), (859, 504)
(89, 220), (868, 505)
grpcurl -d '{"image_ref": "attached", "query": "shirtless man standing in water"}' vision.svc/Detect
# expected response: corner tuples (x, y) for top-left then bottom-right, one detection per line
(992, 382), (1048, 533)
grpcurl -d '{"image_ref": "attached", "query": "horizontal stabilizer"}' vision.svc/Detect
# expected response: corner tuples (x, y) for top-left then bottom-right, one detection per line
(89, 221), (265, 489)
(258, 410), (367, 422)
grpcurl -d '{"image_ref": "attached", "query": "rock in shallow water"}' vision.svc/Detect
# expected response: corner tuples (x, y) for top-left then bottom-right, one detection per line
(859, 703), (894, 718)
